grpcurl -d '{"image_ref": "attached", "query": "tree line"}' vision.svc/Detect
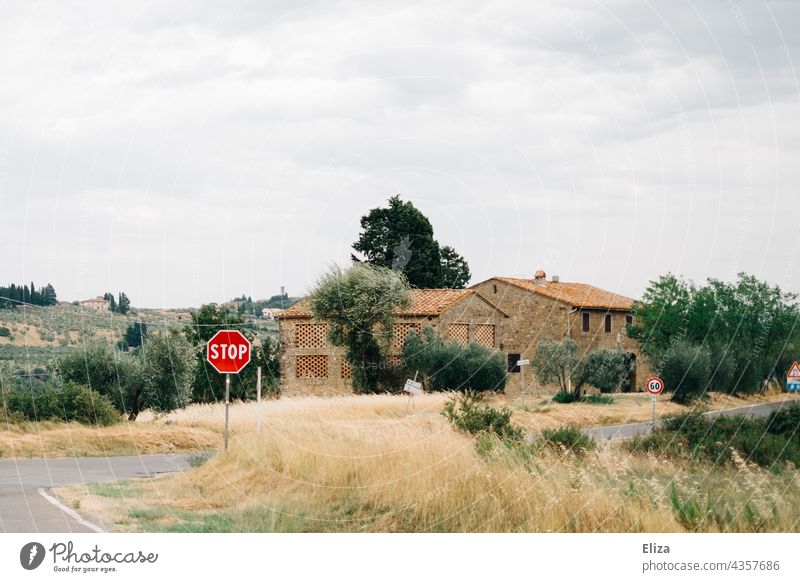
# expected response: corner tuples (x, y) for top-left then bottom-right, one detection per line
(103, 291), (131, 314)
(0, 282), (57, 308)
(1, 302), (281, 425)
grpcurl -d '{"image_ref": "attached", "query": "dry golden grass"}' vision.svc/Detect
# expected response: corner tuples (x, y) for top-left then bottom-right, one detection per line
(57, 392), (800, 533)
(0, 420), (219, 459)
(3, 388), (786, 460)
(138, 389), (789, 436)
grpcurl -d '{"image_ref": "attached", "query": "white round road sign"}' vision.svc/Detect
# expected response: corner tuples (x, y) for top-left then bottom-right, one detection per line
(646, 376), (664, 395)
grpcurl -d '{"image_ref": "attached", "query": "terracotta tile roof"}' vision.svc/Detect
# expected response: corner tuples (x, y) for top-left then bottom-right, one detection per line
(492, 277), (633, 311)
(278, 289), (475, 319)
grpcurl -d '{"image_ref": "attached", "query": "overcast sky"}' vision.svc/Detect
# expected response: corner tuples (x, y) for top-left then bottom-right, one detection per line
(1, 0), (799, 308)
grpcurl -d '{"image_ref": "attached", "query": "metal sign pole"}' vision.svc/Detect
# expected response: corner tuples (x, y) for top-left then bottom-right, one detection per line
(652, 395), (656, 431)
(224, 373), (231, 452)
(256, 366), (262, 434)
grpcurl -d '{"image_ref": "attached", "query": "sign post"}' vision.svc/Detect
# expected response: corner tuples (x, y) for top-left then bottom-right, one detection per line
(256, 366), (262, 434)
(517, 359), (531, 400)
(645, 376), (664, 432)
(787, 361), (800, 402)
(224, 374), (230, 451)
(404, 372), (423, 413)
(206, 330), (252, 452)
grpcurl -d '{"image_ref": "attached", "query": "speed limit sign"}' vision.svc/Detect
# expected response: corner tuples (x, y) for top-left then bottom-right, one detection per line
(646, 376), (664, 395)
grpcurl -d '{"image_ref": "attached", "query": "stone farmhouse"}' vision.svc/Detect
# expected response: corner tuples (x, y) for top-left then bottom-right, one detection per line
(278, 288), (508, 396)
(277, 271), (651, 396)
(470, 270), (652, 395)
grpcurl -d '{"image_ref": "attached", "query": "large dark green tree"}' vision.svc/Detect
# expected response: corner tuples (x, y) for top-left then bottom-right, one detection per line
(351, 196), (471, 288)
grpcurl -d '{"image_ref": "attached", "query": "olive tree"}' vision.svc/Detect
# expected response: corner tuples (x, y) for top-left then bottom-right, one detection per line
(531, 339), (588, 398)
(308, 263), (411, 392)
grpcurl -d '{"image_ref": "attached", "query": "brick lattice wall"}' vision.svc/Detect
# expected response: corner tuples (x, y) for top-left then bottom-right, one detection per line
(296, 354), (328, 378)
(448, 323), (469, 346)
(474, 324), (495, 347)
(295, 323), (328, 348)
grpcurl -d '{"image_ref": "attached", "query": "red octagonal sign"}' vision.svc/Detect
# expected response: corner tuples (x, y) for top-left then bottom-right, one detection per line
(206, 330), (251, 374)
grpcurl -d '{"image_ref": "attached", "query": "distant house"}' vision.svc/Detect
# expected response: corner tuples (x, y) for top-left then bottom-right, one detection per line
(261, 308), (283, 320)
(277, 289), (508, 397)
(80, 296), (110, 311)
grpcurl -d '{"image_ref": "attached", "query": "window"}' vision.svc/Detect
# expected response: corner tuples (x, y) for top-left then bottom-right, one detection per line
(508, 353), (521, 373)
(582, 312), (590, 332)
(493, 284), (498, 294)
(341, 360), (351, 380)
(296, 355), (328, 378)
(475, 324), (495, 347)
(605, 313), (612, 333)
(626, 314), (633, 326)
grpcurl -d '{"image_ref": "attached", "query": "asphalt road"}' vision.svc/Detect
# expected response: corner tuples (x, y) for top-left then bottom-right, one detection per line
(583, 399), (796, 441)
(0, 454), (191, 533)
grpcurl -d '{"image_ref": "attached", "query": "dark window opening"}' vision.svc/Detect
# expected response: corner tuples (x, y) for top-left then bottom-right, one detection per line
(626, 314), (633, 326)
(605, 313), (612, 333)
(582, 312), (590, 332)
(508, 353), (521, 373)
(493, 284), (498, 294)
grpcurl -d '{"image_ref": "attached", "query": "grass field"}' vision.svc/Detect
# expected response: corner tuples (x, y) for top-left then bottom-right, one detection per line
(54, 391), (800, 533)
(0, 420), (219, 459)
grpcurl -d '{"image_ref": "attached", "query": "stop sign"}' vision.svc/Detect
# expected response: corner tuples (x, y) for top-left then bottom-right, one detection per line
(206, 330), (251, 374)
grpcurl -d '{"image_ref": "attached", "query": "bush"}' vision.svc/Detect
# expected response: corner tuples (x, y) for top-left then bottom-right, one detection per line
(659, 339), (711, 404)
(552, 391), (578, 404)
(584, 348), (633, 393)
(442, 391), (524, 441)
(2, 381), (120, 425)
(403, 328), (506, 392)
(627, 407), (800, 470)
(0, 326), (10, 337)
(582, 394), (614, 405)
(541, 426), (595, 454)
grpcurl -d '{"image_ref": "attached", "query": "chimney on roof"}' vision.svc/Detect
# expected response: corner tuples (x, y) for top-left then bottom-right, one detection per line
(551, 275), (560, 282)
(533, 270), (547, 285)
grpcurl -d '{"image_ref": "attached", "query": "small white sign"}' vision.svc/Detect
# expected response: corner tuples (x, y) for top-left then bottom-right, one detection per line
(404, 379), (423, 395)
(651, 395), (657, 404)
(517, 359), (530, 366)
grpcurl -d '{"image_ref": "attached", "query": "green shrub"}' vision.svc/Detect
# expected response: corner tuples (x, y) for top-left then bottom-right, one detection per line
(441, 391), (524, 441)
(0, 326), (11, 337)
(403, 328), (506, 393)
(552, 391), (578, 404)
(582, 394), (614, 405)
(627, 407), (800, 470)
(2, 381), (120, 425)
(540, 426), (595, 454)
(659, 339), (711, 404)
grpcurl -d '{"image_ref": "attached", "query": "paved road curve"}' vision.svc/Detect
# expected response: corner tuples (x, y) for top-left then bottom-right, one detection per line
(0, 454), (191, 533)
(583, 399), (796, 441)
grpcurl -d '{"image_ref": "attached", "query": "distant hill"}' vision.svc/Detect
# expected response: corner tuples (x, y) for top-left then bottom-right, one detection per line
(0, 301), (280, 371)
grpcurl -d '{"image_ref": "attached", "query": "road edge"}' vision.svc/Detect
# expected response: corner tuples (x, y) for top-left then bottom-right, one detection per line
(37, 487), (105, 533)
